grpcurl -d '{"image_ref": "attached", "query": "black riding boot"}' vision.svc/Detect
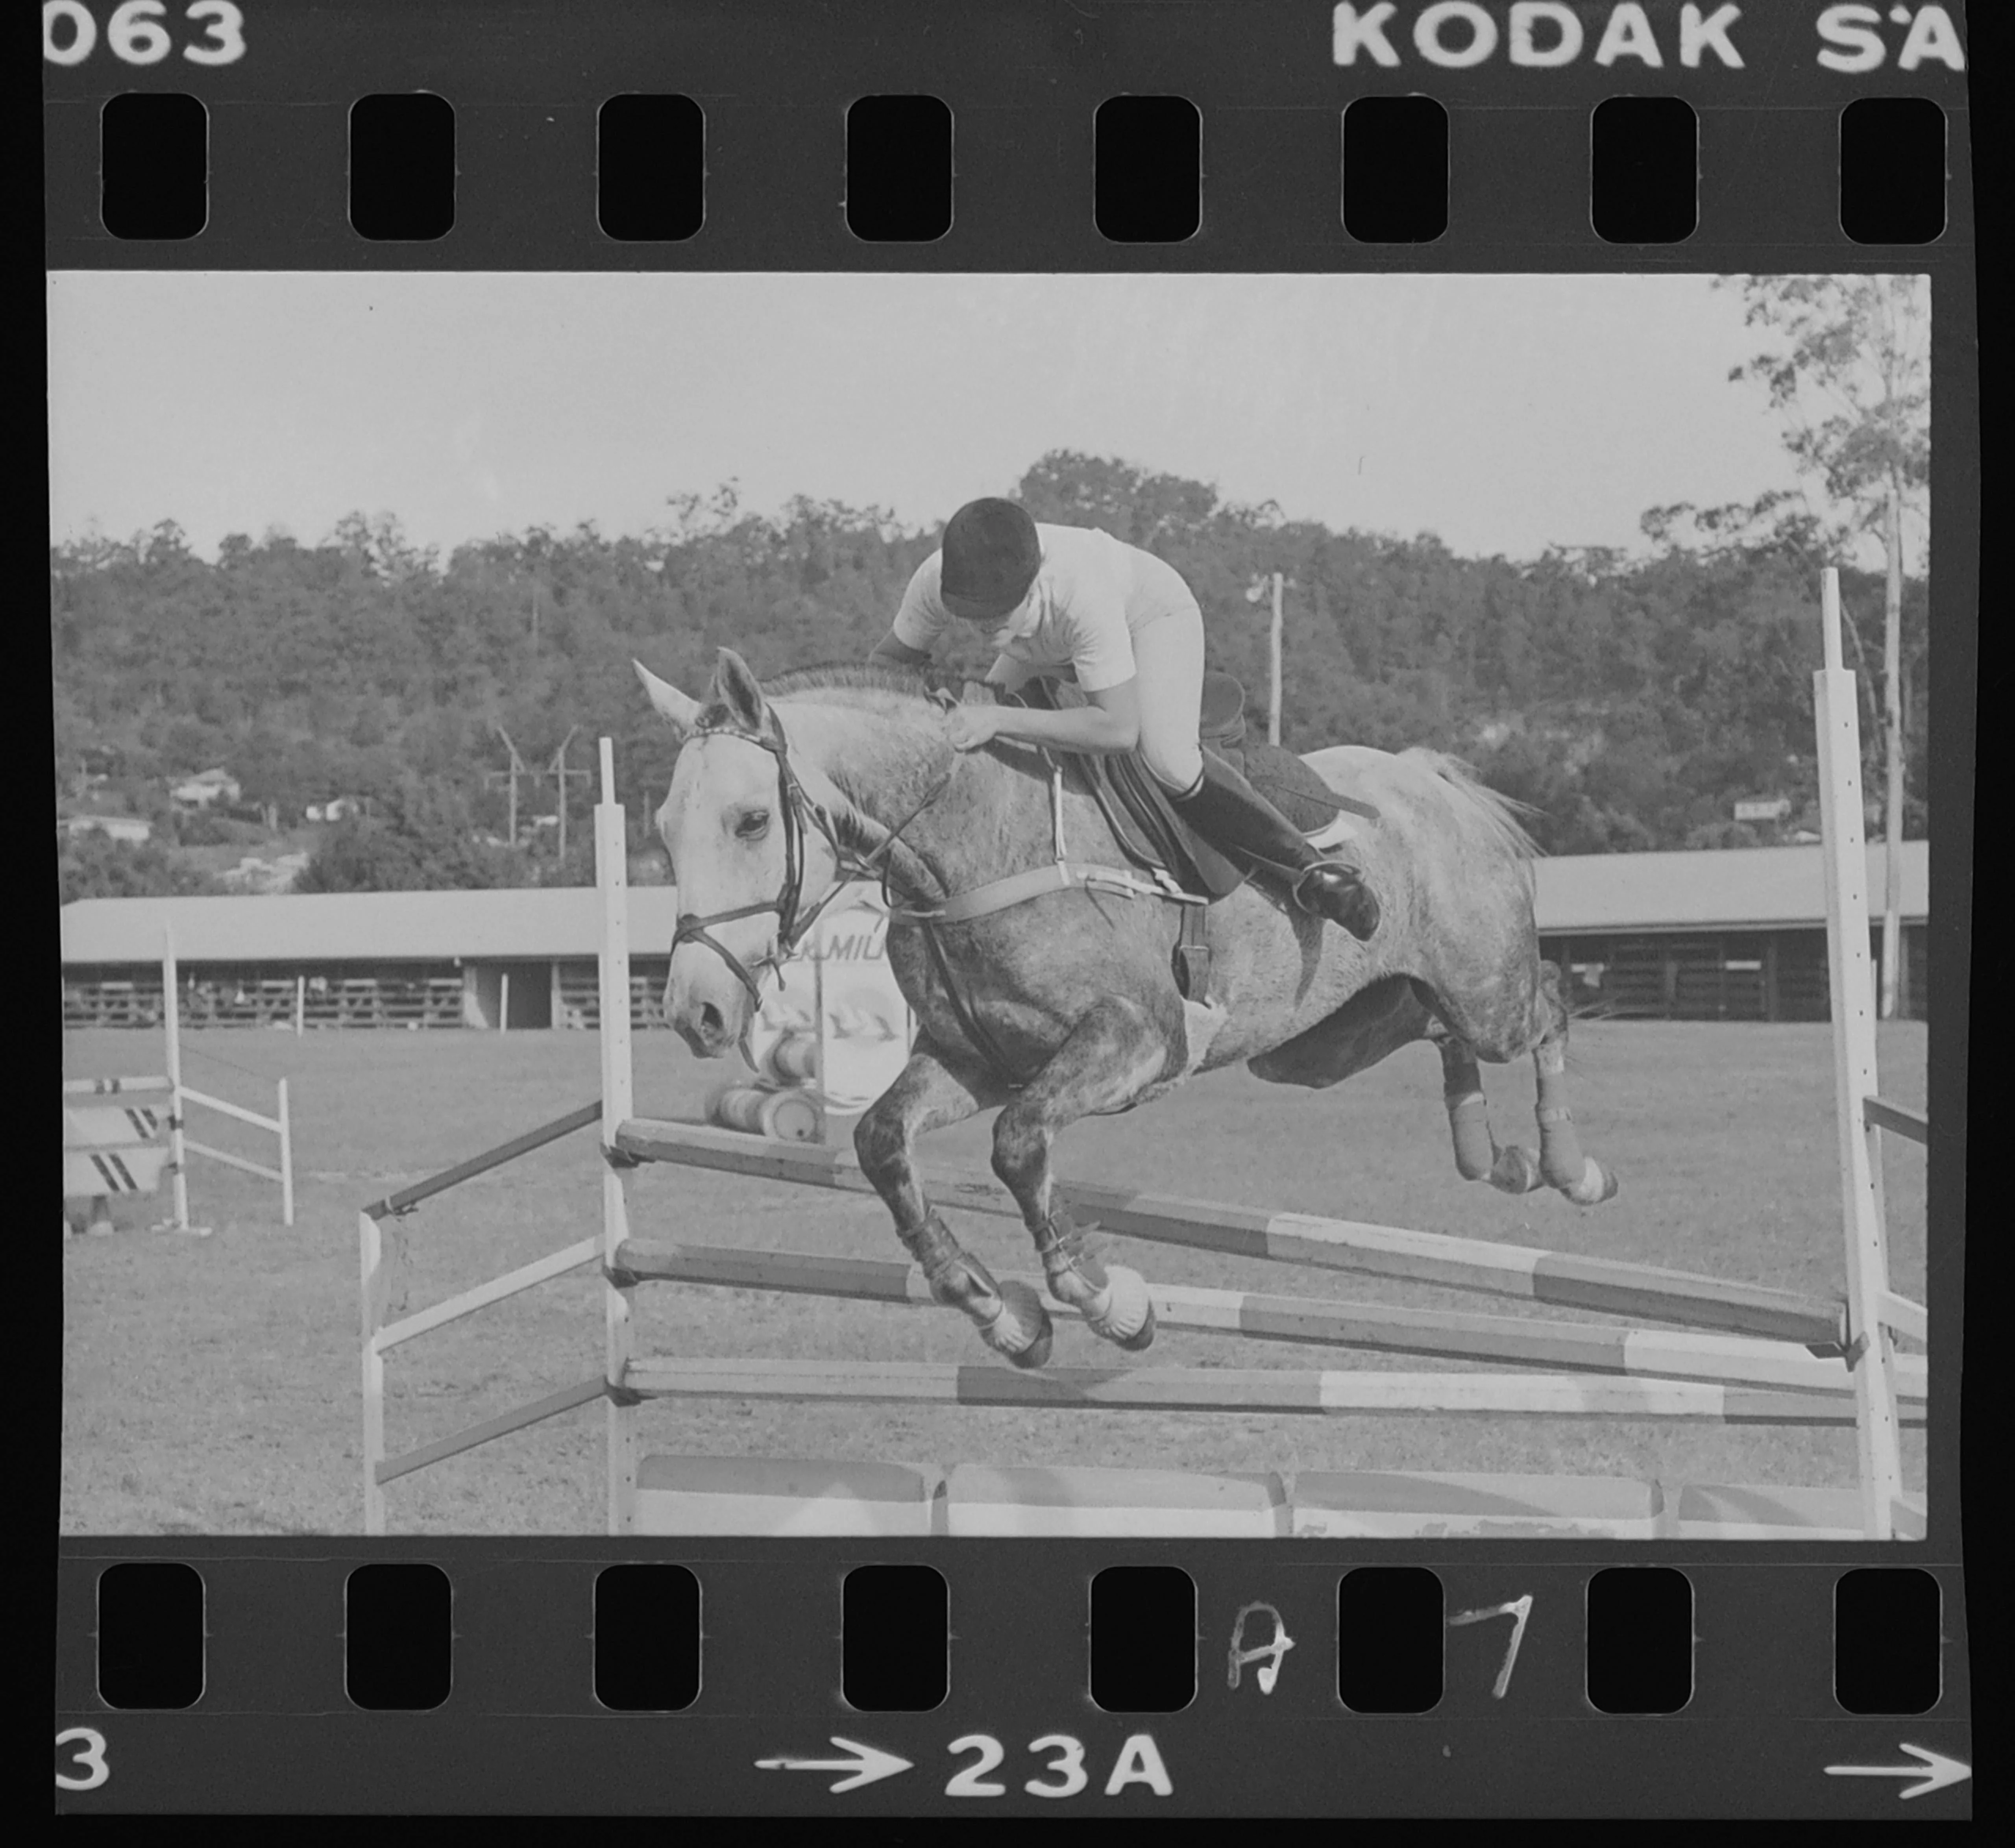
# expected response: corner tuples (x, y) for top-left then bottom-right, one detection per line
(1169, 754), (1381, 941)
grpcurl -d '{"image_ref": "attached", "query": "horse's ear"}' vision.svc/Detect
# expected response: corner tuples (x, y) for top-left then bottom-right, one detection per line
(710, 649), (767, 733)
(634, 659), (702, 740)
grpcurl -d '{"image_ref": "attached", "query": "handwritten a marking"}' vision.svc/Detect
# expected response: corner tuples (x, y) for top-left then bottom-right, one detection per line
(1227, 1602), (1296, 1694)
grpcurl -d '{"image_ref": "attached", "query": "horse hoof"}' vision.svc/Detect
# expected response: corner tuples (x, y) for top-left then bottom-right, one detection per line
(982, 1278), (1055, 1370)
(1488, 1145), (1544, 1195)
(1562, 1159), (1619, 1205)
(1092, 1265), (1156, 1352)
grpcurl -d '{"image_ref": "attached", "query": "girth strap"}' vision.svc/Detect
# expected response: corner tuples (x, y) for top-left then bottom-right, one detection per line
(890, 859), (1198, 926)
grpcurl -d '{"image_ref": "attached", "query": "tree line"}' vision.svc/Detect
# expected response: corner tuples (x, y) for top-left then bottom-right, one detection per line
(53, 450), (1928, 901)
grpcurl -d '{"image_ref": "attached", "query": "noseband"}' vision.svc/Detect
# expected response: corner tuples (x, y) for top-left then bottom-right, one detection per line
(669, 705), (952, 1015)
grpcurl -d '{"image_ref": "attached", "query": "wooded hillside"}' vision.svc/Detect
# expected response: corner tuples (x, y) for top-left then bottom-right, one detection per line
(53, 450), (1927, 900)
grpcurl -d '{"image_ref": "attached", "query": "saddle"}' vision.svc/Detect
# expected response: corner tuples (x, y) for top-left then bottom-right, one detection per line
(1000, 673), (1382, 999)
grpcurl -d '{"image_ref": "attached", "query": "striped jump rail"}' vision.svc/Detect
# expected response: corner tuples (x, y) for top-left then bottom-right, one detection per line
(621, 1355), (1923, 1426)
(616, 1118), (1850, 1349)
(364, 1100), (603, 1220)
(616, 1239), (1927, 1402)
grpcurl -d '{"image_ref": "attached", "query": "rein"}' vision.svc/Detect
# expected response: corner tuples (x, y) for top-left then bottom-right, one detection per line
(671, 692), (1202, 1091)
(669, 705), (954, 1012)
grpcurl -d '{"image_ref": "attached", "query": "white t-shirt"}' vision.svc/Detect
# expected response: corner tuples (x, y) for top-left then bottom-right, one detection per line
(892, 522), (1198, 693)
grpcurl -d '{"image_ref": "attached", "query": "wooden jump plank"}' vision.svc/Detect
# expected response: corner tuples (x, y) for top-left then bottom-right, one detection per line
(616, 1238), (1925, 1401)
(64, 1147), (173, 1195)
(182, 1137), (283, 1183)
(178, 1084), (283, 1135)
(63, 1075), (174, 1095)
(366, 1100), (603, 1220)
(634, 1457), (943, 1537)
(379, 1234), (605, 1352)
(1863, 1095), (1929, 1146)
(622, 1356), (1923, 1425)
(945, 1464), (1289, 1537)
(1294, 1470), (1666, 1538)
(616, 1118), (1847, 1347)
(374, 1374), (608, 1487)
(1876, 1288), (1928, 1345)
(64, 1105), (166, 1147)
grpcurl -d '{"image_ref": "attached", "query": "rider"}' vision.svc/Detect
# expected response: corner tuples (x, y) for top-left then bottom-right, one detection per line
(868, 497), (1380, 940)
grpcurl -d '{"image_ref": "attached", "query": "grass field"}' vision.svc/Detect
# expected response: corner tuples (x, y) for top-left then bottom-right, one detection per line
(60, 1017), (1929, 1535)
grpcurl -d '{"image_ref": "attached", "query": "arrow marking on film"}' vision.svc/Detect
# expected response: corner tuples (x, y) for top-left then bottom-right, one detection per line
(1824, 1744), (1971, 1800)
(755, 1737), (913, 1793)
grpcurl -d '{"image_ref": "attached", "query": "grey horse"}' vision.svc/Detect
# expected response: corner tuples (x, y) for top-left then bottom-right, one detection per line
(636, 650), (1616, 1370)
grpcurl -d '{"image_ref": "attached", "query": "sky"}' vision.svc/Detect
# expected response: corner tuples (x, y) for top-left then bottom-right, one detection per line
(47, 270), (1830, 565)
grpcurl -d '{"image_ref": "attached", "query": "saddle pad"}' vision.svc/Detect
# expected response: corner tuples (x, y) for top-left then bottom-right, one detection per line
(1004, 676), (1381, 899)
(1007, 679), (1239, 897)
(1226, 737), (1370, 835)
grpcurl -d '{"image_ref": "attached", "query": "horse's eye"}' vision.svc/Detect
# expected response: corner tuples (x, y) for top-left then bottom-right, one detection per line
(735, 810), (771, 840)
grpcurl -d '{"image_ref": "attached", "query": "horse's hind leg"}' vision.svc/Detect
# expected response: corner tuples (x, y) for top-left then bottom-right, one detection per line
(1435, 1031), (1546, 1195)
(853, 1038), (1058, 1368)
(989, 996), (1176, 1358)
(1430, 964), (1618, 1204)
(1530, 966), (1618, 1203)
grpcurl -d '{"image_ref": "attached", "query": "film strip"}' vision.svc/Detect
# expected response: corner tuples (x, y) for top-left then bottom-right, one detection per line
(50, 0), (1974, 1818)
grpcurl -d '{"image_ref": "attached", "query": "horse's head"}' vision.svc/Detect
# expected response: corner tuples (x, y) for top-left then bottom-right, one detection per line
(634, 649), (848, 1057)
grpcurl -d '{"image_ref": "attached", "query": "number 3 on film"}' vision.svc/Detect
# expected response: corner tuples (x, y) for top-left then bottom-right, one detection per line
(43, 2), (248, 67)
(56, 1727), (110, 1792)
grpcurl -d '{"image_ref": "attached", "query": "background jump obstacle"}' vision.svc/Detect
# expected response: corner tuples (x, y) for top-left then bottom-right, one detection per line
(706, 878), (914, 1146)
(65, 921), (294, 1236)
(1813, 565), (1926, 1538)
(361, 602), (1927, 1535)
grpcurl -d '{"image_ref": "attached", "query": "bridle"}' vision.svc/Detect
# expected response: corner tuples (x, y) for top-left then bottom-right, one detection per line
(668, 704), (953, 1014)
(668, 686), (1199, 1093)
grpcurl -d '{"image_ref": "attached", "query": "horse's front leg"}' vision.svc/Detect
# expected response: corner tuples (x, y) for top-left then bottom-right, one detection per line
(990, 996), (1180, 1357)
(851, 1037), (1058, 1368)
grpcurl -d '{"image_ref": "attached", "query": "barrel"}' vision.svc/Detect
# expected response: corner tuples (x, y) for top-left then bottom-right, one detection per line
(711, 1084), (824, 1142)
(759, 1030), (821, 1087)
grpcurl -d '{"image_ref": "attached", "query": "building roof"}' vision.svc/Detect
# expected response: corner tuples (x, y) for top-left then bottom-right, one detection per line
(58, 841), (1931, 967)
(1533, 840), (1928, 936)
(61, 886), (686, 966)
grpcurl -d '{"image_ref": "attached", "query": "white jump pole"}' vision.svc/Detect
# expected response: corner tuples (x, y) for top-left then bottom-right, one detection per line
(160, 922), (192, 1234)
(277, 1078), (295, 1227)
(812, 921), (832, 1145)
(597, 737), (638, 1534)
(1815, 567), (1907, 1540)
(294, 974), (305, 1036)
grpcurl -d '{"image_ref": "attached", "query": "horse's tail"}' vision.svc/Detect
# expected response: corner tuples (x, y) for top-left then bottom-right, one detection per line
(1399, 748), (1540, 888)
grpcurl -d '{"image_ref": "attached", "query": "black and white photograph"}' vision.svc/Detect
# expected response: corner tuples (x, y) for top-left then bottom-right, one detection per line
(57, 267), (1932, 1543)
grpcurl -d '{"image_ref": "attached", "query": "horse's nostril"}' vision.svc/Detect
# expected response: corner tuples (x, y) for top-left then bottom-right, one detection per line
(698, 1002), (724, 1040)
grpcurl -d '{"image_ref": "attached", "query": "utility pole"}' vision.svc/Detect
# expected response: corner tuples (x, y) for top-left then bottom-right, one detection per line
(1244, 571), (1287, 746)
(486, 727), (531, 849)
(1268, 570), (1284, 747)
(545, 726), (587, 866)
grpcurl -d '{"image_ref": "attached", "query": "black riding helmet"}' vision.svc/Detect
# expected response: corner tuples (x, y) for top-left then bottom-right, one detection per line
(940, 498), (1042, 617)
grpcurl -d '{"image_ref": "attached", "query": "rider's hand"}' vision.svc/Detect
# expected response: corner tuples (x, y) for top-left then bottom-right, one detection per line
(944, 705), (1004, 753)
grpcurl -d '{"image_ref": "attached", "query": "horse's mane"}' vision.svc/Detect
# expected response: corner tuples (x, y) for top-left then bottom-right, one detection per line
(695, 660), (943, 730)
(762, 662), (937, 699)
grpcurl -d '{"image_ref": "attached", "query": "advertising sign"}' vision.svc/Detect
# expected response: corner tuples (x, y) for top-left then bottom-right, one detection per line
(742, 882), (913, 1113)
